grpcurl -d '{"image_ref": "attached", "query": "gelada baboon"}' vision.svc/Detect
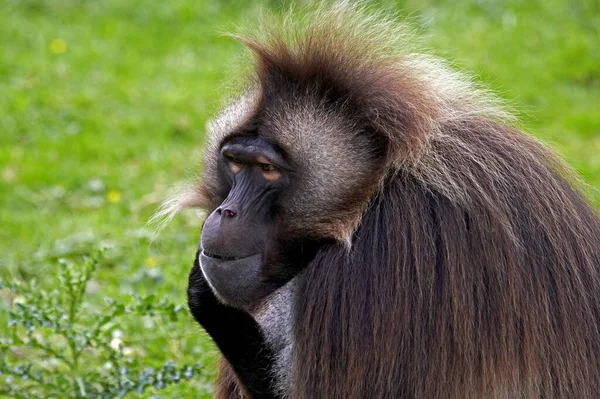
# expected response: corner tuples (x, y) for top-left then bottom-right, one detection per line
(159, 3), (600, 398)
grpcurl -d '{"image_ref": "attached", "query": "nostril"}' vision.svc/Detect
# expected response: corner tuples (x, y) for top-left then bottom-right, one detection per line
(222, 209), (236, 218)
(215, 206), (236, 218)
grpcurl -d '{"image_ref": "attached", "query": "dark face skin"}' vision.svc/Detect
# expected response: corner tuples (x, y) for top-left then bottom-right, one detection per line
(199, 135), (296, 309)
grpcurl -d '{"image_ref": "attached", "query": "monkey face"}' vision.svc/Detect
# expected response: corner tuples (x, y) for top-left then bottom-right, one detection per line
(197, 95), (389, 308)
(199, 135), (302, 308)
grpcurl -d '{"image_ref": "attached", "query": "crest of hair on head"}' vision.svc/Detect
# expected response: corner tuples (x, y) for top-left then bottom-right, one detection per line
(234, 0), (515, 125)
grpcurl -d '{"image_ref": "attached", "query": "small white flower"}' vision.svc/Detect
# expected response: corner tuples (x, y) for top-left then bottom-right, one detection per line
(13, 295), (25, 305)
(110, 337), (123, 351)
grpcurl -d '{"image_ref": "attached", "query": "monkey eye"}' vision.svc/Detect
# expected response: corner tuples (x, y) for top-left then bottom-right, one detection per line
(229, 156), (244, 165)
(258, 163), (281, 182)
(259, 163), (276, 172)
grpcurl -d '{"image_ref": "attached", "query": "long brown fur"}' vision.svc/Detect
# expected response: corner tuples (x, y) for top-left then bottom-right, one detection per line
(214, 358), (249, 399)
(170, 3), (600, 398)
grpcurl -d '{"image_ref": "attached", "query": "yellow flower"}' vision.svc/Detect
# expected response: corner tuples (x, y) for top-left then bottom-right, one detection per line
(144, 257), (159, 267)
(107, 189), (121, 203)
(50, 38), (67, 54)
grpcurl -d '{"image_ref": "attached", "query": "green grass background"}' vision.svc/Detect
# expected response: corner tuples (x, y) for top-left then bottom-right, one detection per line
(1, 0), (598, 397)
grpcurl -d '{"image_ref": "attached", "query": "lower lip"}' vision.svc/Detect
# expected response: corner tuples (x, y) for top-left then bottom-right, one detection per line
(198, 252), (263, 305)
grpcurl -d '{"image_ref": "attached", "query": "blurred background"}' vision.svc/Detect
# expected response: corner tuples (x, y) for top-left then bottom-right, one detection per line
(0, 0), (598, 397)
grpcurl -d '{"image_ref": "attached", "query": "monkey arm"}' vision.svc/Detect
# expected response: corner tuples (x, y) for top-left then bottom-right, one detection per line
(187, 255), (278, 399)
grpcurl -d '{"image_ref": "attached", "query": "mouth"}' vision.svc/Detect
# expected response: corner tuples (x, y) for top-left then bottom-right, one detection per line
(201, 250), (253, 262)
(198, 251), (264, 308)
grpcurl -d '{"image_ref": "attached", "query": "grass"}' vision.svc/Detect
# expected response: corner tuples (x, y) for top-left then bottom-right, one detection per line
(0, 0), (598, 397)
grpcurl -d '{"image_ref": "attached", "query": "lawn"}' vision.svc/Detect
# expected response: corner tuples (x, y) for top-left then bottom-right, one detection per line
(0, 0), (598, 397)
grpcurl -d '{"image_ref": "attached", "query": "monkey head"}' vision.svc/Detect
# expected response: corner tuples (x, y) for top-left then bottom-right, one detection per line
(191, 12), (441, 310)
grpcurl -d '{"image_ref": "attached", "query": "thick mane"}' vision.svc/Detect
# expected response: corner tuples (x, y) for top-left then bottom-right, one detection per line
(293, 123), (600, 397)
